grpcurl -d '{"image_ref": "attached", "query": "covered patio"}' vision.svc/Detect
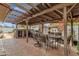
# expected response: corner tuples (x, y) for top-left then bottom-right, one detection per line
(0, 3), (79, 56)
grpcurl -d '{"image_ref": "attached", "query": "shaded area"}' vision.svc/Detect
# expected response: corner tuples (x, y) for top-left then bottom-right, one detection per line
(0, 38), (77, 56)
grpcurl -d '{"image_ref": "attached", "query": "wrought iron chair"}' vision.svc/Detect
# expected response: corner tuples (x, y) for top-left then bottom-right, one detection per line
(32, 31), (42, 47)
(47, 33), (55, 49)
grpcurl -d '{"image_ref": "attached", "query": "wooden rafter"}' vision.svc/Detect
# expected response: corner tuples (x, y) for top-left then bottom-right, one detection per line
(28, 3), (53, 21)
(41, 3), (48, 9)
(0, 4), (9, 21)
(44, 3), (62, 18)
(32, 4), (73, 18)
(3, 9), (12, 22)
(67, 3), (77, 14)
(27, 3), (41, 15)
(27, 3), (40, 11)
(30, 17), (43, 23)
(54, 9), (63, 15)
(0, 3), (10, 10)
(40, 15), (53, 20)
(32, 8), (38, 14)
(53, 10), (63, 18)
(17, 3), (73, 23)
(29, 4), (52, 20)
(52, 11), (61, 18)
(47, 3), (52, 7)
(28, 3), (61, 20)
(16, 4), (32, 14)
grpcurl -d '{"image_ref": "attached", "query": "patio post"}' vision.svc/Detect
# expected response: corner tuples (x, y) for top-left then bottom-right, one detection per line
(39, 23), (44, 33)
(16, 23), (18, 38)
(63, 7), (68, 56)
(26, 20), (29, 43)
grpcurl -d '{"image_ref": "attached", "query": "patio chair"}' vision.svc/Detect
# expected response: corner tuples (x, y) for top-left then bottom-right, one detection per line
(37, 32), (48, 49)
(47, 33), (55, 49)
(32, 31), (42, 47)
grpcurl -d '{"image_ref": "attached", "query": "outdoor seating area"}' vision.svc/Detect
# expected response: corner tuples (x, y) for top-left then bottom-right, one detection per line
(30, 30), (63, 49)
(0, 3), (79, 56)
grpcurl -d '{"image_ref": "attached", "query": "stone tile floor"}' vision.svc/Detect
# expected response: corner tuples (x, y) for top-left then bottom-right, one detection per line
(0, 38), (77, 56)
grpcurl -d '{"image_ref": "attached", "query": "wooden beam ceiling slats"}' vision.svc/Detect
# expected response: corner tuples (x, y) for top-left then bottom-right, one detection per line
(27, 3), (54, 22)
(0, 3), (10, 10)
(37, 4), (46, 10)
(0, 4), (10, 21)
(45, 3), (62, 18)
(67, 3), (77, 14)
(53, 10), (63, 18)
(52, 11), (61, 18)
(2, 3), (78, 25)
(27, 3), (40, 11)
(47, 3), (52, 7)
(41, 3), (48, 9)
(54, 9), (63, 15)
(16, 4), (32, 15)
(17, 4), (73, 24)
(27, 3), (41, 15)
(32, 3), (62, 19)
(40, 15), (53, 20)
(32, 8), (38, 14)
(31, 4), (73, 18)
(44, 13), (55, 18)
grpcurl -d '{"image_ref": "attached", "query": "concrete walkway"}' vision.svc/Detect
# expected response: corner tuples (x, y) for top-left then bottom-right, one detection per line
(0, 39), (6, 56)
(0, 38), (77, 56)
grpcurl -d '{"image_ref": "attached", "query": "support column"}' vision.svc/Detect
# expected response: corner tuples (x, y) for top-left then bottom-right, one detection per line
(78, 24), (79, 42)
(22, 25), (24, 38)
(22, 29), (24, 38)
(15, 23), (18, 38)
(39, 23), (44, 33)
(70, 12), (73, 46)
(63, 7), (68, 56)
(26, 20), (29, 43)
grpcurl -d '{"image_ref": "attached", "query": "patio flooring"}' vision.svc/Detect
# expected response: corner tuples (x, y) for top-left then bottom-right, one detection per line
(0, 38), (77, 56)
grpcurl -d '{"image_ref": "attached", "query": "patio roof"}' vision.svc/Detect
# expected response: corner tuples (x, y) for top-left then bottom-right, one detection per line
(0, 3), (79, 25)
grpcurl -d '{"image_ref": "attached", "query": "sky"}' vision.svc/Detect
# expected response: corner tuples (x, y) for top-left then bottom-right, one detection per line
(0, 22), (15, 28)
(0, 22), (15, 32)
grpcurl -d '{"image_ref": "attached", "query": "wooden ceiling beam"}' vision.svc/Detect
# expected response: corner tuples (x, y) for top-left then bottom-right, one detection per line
(27, 3), (40, 11)
(47, 3), (63, 14)
(27, 3), (42, 15)
(18, 3), (73, 23)
(0, 3), (10, 10)
(32, 4), (73, 18)
(67, 3), (77, 14)
(46, 3), (62, 18)
(47, 3), (63, 17)
(41, 3), (48, 9)
(27, 3), (61, 20)
(39, 3), (62, 18)
(30, 17), (43, 23)
(54, 9), (63, 15)
(16, 4), (32, 14)
(47, 3), (51, 7)
(53, 11), (63, 18)
(27, 3), (53, 21)
(52, 11), (61, 18)
(36, 17), (44, 20)
(40, 15), (53, 20)
(39, 3), (59, 19)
